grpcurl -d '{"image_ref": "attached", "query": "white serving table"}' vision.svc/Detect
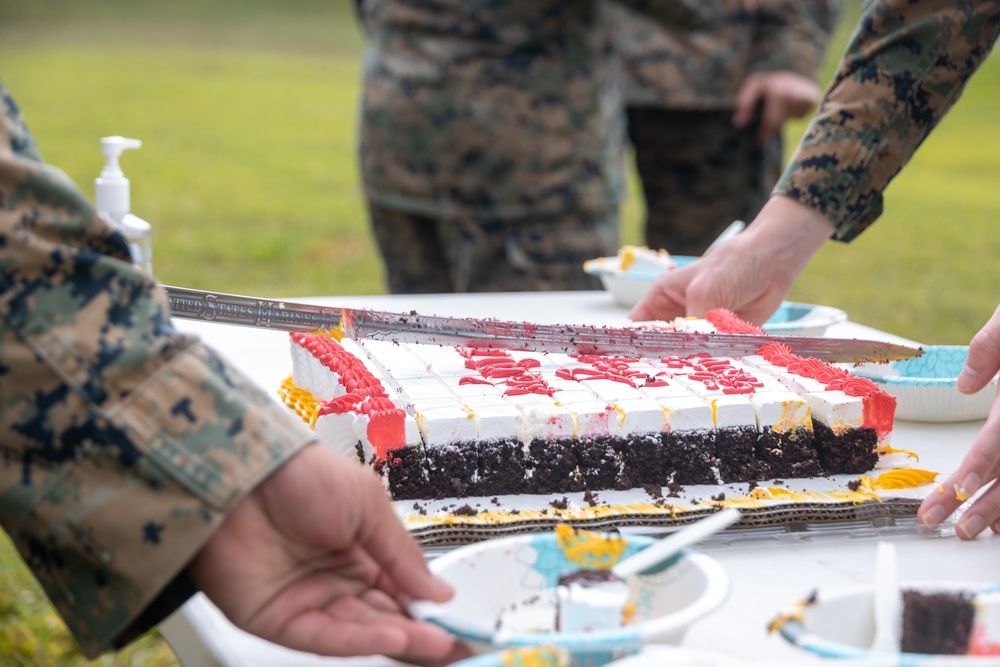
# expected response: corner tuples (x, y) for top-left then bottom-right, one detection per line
(158, 291), (998, 667)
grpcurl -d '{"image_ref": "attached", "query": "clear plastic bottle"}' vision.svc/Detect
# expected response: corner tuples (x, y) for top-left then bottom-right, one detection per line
(95, 136), (153, 275)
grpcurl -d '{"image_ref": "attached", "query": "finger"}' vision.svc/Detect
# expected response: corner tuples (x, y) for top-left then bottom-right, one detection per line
(756, 96), (785, 143)
(629, 267), (691, 321)
(282, 601), (457, 659)
(956, 477), (1000, 540)
(389, 641), (476, 667)
(958, 304), (1000, 393)
(352, 469), (455, 604)
(918, 412), (1000, 528)
(732, 79), (763, 129)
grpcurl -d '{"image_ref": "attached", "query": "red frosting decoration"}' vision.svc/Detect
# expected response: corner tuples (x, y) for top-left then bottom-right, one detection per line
(292, 333), (411, 458)
(755, 339), (895, 439)
(459, 376), (494, 386)
(366, 408), (406, 460)
(706, 308), (766, 335)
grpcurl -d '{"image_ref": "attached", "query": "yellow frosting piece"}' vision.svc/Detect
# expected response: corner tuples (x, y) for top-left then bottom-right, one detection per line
(554, 524), (627, 570)
(500, 646), (568, 667)
(877, 445), (920, 461)
(619, 247), (637, 271)
(767, 591), (819, 634)
(869, 469), (938, 490)
(329, 320), (346, 341)
(955, 484), (970, 502)
(748, 487), (810, 502)
(279, 376), (321, 427)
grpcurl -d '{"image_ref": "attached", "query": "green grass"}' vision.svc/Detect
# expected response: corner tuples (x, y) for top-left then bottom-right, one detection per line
(3, 1), (1000, 664)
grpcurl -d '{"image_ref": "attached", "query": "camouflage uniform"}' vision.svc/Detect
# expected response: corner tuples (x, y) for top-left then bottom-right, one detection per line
(777, 0), (1000, 238)
(0, 82), (316, 657)
(603, 0), (840, 255)
(358, 0), (732, 293)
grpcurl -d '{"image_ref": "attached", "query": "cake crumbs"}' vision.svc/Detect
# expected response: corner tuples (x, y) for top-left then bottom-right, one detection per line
(847, 479), (862, 491)
(711, 492), (726, 502)
(452, 504), (479, 516)
(412, 502), (427, 516)
(665, 481), (683, 498)
(747, 480), (759, 491)
(550, 497), (569, 510)
(583, 489), (600, 507)
(491, 497), (501, 506)
(643, 483), (663, 500)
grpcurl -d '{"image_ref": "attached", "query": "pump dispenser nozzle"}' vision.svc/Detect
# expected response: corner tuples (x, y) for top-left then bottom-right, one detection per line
(95, 136), (152, 275)
(96, 136), (143, 217)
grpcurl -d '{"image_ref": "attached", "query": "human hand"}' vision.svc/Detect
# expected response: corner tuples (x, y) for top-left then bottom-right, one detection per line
(629, 196), (832, 323)
(732, 71), (822, 143)
(189, 444), (468, 664)
(918, 306), (1000, 540)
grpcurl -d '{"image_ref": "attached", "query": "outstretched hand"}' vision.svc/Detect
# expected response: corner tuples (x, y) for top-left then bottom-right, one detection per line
(629, 196), (833, 324)
(189, 444), (467, 665)
(918, 306), (1000, 540)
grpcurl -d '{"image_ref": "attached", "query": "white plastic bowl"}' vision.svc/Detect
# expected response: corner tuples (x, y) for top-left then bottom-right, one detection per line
(853, 346), (998, 422)
(583, 255), (695, 307)
(410, 531), (728, 657)
(450, 644), (745, 667)
(774, 582), (1000, 664)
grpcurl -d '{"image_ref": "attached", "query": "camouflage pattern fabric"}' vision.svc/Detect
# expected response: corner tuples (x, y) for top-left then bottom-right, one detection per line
(776, 0), (1000, 240)
(603, 0), (840, 108)
(603, 0), (836, 254)
(369, 203), (614, 293)
(358, 0), (740, 223)
(0, 82), (316, 657)
(359, 0), (626, 224)
(627, 108), (783, 255)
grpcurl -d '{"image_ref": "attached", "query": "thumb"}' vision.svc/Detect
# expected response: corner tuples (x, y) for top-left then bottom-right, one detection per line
(958, 305), (1000, 393)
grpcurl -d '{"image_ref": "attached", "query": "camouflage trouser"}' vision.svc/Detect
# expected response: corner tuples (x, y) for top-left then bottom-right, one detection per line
(368, 203), (618, 293)
(627, 107), (783, 256)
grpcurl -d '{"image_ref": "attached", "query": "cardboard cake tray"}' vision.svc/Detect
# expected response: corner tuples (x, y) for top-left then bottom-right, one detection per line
(396, 453), (938, 549)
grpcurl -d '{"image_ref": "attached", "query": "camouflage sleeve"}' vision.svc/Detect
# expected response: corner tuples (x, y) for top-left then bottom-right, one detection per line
(747, 0), (840, 79)
(774, 0), (1000, 241)
(0, 82), (317, 657)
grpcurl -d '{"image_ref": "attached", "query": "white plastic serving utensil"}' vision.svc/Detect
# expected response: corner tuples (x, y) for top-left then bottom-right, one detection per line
(703, 220), (746, 255)
(611, 508), (742, 579)
(870, 541), (901, 652)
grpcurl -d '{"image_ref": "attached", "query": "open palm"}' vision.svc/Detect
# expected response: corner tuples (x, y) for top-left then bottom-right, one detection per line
(189, 444), (462, 663)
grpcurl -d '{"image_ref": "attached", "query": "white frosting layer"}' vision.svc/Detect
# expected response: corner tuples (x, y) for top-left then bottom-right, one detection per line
(805, 391), (864, 432)
(706, 394), (757, 429)
(611, 398), (666, 435)
(750, 391), (813, 432)
(414, 403), (478, 446)
(659, 396), (714, 432)
(290, 343), (342, 401)
(293, 326), (890, 455)
(314, 412), (360, 458)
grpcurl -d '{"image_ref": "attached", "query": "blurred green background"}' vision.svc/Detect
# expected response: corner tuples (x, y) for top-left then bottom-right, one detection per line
(2, 1), (1000, 664)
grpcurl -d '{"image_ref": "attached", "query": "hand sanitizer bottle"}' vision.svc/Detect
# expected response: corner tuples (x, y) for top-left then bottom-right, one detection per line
(95, 136), (153, 275)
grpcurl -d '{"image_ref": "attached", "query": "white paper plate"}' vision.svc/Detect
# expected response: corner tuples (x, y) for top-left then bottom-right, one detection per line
(774, 581), (1000, 663)
(853, 346), (997, 422)
(451, 644), (746, 667)
(583, 255), (694, 308)
(409, 531), (728, 656)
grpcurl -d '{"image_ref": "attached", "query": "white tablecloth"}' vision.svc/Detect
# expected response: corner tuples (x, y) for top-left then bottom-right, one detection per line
(159, 291), (996, 666)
